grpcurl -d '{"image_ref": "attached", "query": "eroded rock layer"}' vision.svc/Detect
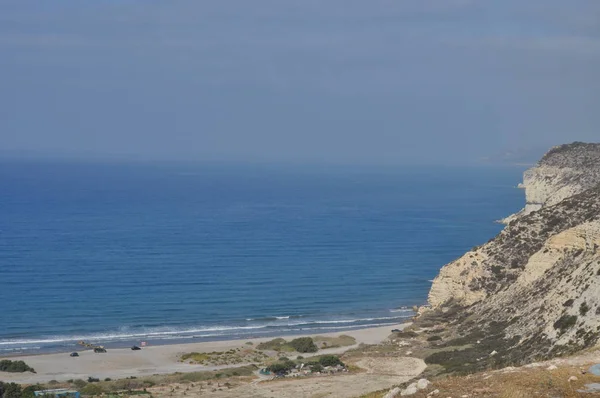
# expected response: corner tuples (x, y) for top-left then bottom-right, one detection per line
(424, 142), (600, 365)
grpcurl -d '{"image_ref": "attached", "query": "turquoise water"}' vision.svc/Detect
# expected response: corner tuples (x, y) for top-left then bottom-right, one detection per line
(0, 161), (524, 354)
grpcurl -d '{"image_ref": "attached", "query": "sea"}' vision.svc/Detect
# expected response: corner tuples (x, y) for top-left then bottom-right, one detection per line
(0, 160), (525, 355)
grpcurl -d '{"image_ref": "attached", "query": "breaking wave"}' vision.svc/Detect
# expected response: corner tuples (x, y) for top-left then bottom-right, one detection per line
(0, 311), (414, 352)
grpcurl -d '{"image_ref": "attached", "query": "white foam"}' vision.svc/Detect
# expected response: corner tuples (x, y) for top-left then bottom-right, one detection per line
(0, 314), (412, 348)
(389, 307), (413, 313)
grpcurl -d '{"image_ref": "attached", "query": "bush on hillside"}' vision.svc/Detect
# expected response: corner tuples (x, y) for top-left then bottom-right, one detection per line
(266, 359), (295, 374)
(80, 383), (104, 396)
(0, 360), (35, 373)
(317, 355), (344, 367)
(289, 337), (318, 353)
(0, 382), (22, 398)
(554, 315), (578, 333)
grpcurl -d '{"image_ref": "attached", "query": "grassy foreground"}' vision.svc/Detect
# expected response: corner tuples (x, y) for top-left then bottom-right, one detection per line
(361, 362), (600, 397)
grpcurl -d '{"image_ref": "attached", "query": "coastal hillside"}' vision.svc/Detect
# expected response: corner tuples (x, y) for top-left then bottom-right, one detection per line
(423, 142), (600, 367)
(501, 142), (600, 224)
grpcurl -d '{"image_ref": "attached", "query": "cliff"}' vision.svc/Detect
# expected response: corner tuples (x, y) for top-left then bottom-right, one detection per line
(501, 142), (600, 224)
(422, 142), (600, 368)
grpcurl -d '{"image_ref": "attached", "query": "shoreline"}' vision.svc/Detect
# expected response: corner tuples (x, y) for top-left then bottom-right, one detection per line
(0, 322), (411, 384)
(0, 309), (416, 358)
(0, 317), (414, 358)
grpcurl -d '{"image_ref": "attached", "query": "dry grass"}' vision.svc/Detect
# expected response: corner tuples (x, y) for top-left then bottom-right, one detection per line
(403, 364), (600, 398)
(358, 390), (387, 398)
(179, 348), (269, 366)
(313, 335), (357, 349)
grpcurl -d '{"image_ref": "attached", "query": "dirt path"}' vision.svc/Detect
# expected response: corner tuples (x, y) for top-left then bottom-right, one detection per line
(149, 356), (426, 398)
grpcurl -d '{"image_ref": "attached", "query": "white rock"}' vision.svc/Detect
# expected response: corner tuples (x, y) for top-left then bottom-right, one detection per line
(489, 350), (498, 356)
(405, 351), (413, 356)
(400, 383), (418, 396)
(416, 379), (431, 389)
(568, 376), (578, 382)
(547, 365), (558, 370)
(383, 387), (401, 398)
(427, 389), (440, 396)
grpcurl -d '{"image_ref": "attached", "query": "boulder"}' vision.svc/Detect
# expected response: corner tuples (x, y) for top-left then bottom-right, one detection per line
(400, 383), (418, 396)
(383, 387), (401, 398)
(416, 378), (430, 389)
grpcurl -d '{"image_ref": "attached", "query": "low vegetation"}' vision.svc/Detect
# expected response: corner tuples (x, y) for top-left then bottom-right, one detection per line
(180, 348), (268, 365)
(553, 315), (578, 334)
(0, 360), (35, 373)
(255, 335), (355, 353)
(3, 365), (259, 397)
(265, 354), (346, 375)
(313, 335), (356, 349)
(288, 337), (318, 353)
(257, 337), (318, 353)
(365, 362), (600, 398)
(0, 382), (45, 398)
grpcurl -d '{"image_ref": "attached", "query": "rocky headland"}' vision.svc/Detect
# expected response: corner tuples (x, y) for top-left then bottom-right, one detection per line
(420, 142), (600, 373)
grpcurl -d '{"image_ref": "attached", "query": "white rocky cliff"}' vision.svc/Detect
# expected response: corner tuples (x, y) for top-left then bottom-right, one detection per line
(424, 142), (600, 365)
(502, 142), (600, 224)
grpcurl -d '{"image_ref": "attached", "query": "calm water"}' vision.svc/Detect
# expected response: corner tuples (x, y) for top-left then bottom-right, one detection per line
(0, 161), (524, 354)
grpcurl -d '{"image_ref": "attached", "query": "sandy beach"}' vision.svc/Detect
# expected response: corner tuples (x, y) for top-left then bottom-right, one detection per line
(0, 323), (411, 384)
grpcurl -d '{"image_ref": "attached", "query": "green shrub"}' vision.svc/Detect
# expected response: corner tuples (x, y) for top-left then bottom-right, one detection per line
(266, 359), (295, 374)
(0, 360), (35, 373)
(580, 302), (590, 316)
(21, 384), (45, 398)
(554, 315), (578, 333)
(427, 335), (442, 342)
(0, 382), (22, 398)
(318, 355), (344, 367)
(289, 337), (318, 353)
(80, 383), (104, 396)
(310, 363), (323, 372)
(256, 338), (287, 351)
(563, 299), (575, 307)
(72, 379), (87, 389)
(87, 376), (100, 383)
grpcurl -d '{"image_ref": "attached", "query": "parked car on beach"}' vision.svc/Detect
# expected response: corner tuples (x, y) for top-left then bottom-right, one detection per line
(69, 352), (79, 357)
(131, 345), (141, 350)
(93, 347), (107, 353)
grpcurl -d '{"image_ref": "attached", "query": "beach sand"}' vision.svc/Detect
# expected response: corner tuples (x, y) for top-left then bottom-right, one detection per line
(0, 323), (411, 384)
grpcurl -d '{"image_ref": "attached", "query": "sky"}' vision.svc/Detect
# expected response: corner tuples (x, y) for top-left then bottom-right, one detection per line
(0, 0), (599, 165)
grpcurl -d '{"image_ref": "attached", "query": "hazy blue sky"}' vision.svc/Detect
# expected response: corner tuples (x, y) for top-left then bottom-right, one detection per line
(1, 0), (599, 164)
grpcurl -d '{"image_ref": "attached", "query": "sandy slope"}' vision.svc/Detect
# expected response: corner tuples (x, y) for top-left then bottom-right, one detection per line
(149, 357), (426, 398)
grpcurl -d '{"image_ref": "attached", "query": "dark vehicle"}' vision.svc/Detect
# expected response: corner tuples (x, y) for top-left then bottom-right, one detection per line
(94, 347), (107, 353)
(391, 329), (401, 333)
(70, 352), (79, 357)
(131, 345), (141, 351)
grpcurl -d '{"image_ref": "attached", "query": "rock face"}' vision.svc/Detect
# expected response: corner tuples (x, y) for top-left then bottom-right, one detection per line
(425, 142), (600, 365)
(501, 142), (600, 224)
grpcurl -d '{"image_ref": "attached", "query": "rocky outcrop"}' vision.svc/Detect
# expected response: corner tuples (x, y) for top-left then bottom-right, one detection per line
(501, 142), (600, 224)
(428, 184), (600, 308)
(424, 142), (600, 366)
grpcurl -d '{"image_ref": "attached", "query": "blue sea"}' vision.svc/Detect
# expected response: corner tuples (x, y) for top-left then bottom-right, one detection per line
(0, 160), (524, 355)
